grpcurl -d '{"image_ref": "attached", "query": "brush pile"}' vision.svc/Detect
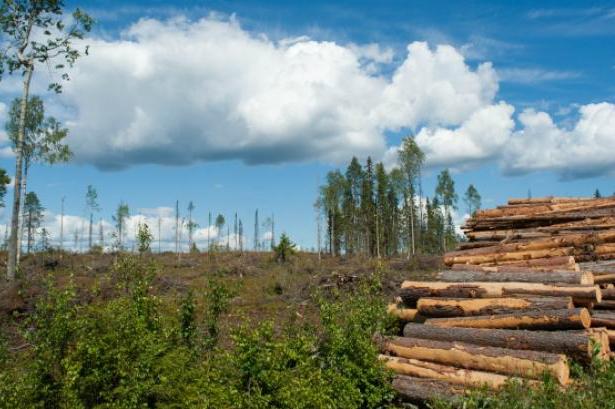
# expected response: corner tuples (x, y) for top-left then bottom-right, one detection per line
(381, 196), (615, 404)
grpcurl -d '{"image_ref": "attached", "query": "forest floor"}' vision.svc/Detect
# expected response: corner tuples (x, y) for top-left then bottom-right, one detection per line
(0, 250), (441, 349)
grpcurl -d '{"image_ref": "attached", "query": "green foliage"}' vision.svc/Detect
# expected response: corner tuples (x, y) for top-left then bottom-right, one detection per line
(0, 168), (10, 207)
(0, 257), (395, 408)
(136, 222), (153, 254)
(6, 96), (73, 166)
(112, 202), (129, 250)
(24, 191), (44, 252)
(0, 0), (93, 88)
(202, 279), (234, 350)
(433, 361), (615, 409)
(273, 233), (296, 262)
(464, 183), (482, 216)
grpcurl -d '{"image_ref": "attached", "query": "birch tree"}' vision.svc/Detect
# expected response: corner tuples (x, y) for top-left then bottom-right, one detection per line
(6, 96), (71, 261)
(463, 184), (481, 216)
(0, 0), (92, 280)
(398, 137), (425, 258)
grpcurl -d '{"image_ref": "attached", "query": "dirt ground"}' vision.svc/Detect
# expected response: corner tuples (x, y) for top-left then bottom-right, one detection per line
(0, 250), (442, 348)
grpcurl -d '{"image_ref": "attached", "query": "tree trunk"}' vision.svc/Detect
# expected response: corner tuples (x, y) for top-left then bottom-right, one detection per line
(594, 300), (615, 310)
(88, 213), (93, 250)
(435, 269), (592, 285)
(594, 274), (615, 284)
(375, 335), (569, 385)
(399, 281), (601, 306)
(424, 308), (591, 330)
(402, 323), (609, 363)
(16, 161), (29, 265)
(7, 64), (33, 280)
(392, 375), (464, 404)
(591, 311), (615, 329)
(417, 296), (574, 318)
(387, 303), (419, 321)
(409, 193), (415, 257)
(451, 256), (577, 271)
(444, 247), (575, 266)
(380, 355), (537, 389)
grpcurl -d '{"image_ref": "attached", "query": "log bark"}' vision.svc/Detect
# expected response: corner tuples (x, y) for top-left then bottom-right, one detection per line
(402, 323), (608, 363)
(424, 308), (591, 330)
(416, 297), (574, 318)
(380, 355), (537, 389)
(448, 232), (615, 258)
(376, 335), (570, 385)
(399, 281), (601, 305)
(591, 311), (615, 329)
(593, 274), (615, 285)
(601, 287), (615, 299)
(451, 256), (577, 271)
(594, 300), (615, 310)
(444, 247), (574, 266)
(387, 304), (418, 321)
(578, 260), (615, 274)
(392, 375), (464, 403)
(507, 197), (591, 205)
(436, 269), (593, 285)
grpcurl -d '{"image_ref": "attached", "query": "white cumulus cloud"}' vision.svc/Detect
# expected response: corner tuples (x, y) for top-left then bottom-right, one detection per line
(56, 16), (499, 169)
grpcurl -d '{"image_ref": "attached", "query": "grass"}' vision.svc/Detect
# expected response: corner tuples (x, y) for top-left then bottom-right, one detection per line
(4, 250), (615, 408)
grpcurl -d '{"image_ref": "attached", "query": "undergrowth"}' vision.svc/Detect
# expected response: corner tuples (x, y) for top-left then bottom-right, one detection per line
(0, 254), (395, 409)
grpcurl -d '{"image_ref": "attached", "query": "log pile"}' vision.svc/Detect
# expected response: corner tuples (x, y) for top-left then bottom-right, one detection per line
(382, 196), (615, 403)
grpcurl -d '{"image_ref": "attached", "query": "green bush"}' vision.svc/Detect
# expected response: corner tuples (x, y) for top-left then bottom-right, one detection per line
(432, 360), (615, 409)
(0, 257), (395, 409)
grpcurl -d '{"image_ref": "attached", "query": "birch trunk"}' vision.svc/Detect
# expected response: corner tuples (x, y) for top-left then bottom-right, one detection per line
(7, 64), (33, 281)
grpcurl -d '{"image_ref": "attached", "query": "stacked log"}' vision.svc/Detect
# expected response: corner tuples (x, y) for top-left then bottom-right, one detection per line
(383, 196), (615, 404)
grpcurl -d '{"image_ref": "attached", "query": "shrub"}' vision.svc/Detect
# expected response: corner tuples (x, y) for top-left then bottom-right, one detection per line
(273, 233), (296, 262)
(136, 222), (153, 254)
(0, 257), (395, 409)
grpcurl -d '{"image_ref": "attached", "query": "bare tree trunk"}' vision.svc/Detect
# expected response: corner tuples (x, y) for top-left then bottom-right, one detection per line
(60, 196), (65, 250)
(316, 206), (322, 262)
(408, 194), (415, 259)
(418, 167), (424, 250)
(7, 65), (33, 281)
(175, 200), (179, 255)
(376, 212), (381, 259)
(16, 161), (29, 264)
(88, 213), (93, 250)
(99, 218), (104, 248)
(26, 210), (32, 254)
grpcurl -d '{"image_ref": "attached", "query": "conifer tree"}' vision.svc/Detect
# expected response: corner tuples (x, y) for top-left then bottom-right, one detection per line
(85, 185), (99, 250)
(24, 191), (43, 253)
(113, 202), (129, 250)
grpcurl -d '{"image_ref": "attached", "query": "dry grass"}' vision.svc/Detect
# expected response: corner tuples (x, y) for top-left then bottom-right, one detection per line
(0, 250), (441, 349)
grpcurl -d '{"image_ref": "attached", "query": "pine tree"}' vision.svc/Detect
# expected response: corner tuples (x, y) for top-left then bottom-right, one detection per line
(343, 157), (363, 254)
(360, 158), (376, 256)
(24, 191), (44, 253)
(113, 202), (129, 250)
(85, 185), (99, 250)
(375, 162), (389, 258)
(436, 169), (458, 251)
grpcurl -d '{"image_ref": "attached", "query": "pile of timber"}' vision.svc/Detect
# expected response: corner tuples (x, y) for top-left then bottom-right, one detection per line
(381, 196), (615, 404)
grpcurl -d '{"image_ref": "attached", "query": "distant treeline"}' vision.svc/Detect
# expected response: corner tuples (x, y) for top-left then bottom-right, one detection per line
(317, 137), (482, 257)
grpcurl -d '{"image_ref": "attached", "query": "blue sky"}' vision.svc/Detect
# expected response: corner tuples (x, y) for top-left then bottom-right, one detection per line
(0, 0), (614, 250)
